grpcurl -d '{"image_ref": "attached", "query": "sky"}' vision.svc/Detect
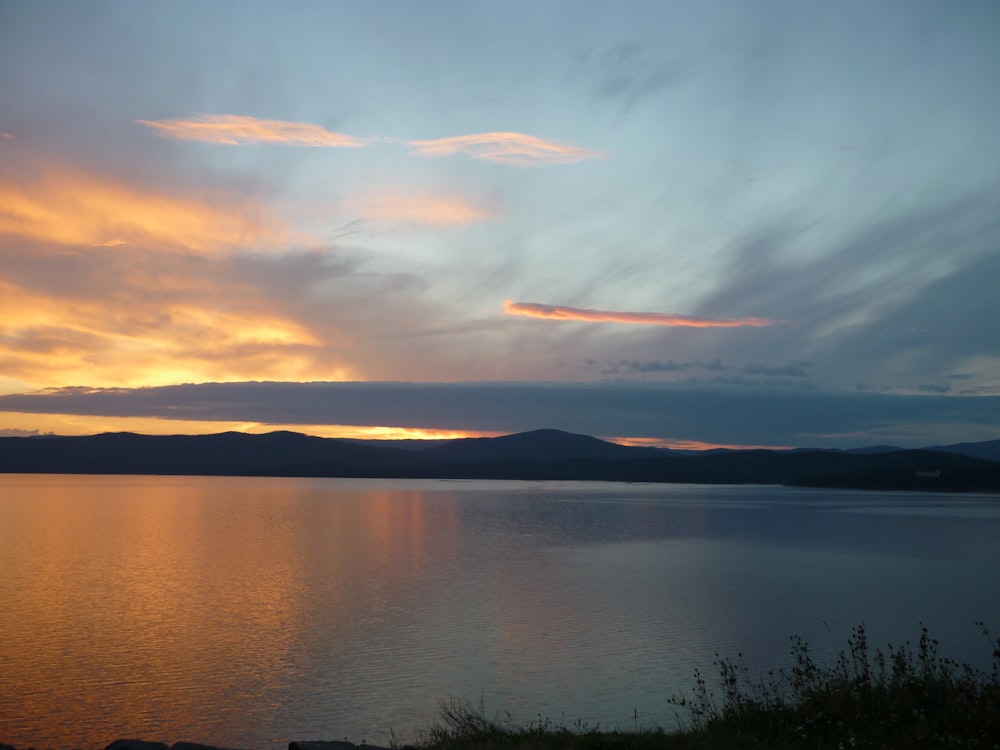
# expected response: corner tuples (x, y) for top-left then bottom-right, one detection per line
(1, 0), (999, 449)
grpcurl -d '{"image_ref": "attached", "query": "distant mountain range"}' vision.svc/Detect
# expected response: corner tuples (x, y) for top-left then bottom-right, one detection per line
(1, 429), (999, 492)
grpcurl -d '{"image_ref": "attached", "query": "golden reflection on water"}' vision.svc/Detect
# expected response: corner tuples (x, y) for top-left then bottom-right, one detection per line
(0, 476), (459, 749)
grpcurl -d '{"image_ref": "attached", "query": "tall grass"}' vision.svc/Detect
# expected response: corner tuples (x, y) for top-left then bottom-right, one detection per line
(415, 624), (1000, 750)
(667, 622), (1000, 748)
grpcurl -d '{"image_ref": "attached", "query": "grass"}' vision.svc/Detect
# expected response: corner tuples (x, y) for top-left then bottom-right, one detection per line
(411, 623), (1000, 750)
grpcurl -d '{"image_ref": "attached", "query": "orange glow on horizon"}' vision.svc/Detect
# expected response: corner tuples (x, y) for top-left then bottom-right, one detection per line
(407, 132), (602, 167)
(137, 114), (370, 148)
(608, 436), (795, 451)
(0, 411), (795, 452)
(503, 300), (779, 328)
(0, 411), (502, 441)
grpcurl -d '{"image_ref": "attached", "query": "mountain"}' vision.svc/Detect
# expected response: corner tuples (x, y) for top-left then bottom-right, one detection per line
(0, 430), (426, 477)
(927, 439), (1000, 463)
(843, 444), (904, 455)
(417, 428), (664, 463)
(1, 429), (999, 492)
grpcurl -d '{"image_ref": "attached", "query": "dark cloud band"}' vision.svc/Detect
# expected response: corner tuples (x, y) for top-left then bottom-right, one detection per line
(1, 381), (996, 449)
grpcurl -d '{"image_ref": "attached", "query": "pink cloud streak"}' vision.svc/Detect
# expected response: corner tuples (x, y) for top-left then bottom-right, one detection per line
(137, 115), (599, 167)
(503, 300), (780, 328)
(137, 114), (369, 147)
(408, 132), (601, 166)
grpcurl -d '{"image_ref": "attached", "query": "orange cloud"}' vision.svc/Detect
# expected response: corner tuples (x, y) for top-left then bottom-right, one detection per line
(0, 132), (13, 140)
(137, 115), (598, 167)
(350, 192), (492, 225)
(609, 436), (795, 451)
(503, 300), (779, 328)
(137, 114), (369, 147)
(0, 169), (303, 252)
(0, 278), (352, 390)
(407, 132), (602, 167)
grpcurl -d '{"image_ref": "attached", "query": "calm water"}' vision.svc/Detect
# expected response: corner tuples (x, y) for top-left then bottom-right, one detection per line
(1, 476), (999, 749)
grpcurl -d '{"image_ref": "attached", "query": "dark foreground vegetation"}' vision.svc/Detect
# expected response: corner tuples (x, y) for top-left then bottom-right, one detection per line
(416, 625), (1000, 750)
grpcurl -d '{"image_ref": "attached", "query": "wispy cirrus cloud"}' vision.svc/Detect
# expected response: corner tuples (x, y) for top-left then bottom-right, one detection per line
(137, 114), (370, 147)
(570, 42), (686, 113)
(406, 132), (602, 167)
(348, 192), (493, 225)
(138, 115), (599, 167)
(504, 300), (780, 328)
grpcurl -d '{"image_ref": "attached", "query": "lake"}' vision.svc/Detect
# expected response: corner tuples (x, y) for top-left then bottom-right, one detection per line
(1, 475), (999, 749)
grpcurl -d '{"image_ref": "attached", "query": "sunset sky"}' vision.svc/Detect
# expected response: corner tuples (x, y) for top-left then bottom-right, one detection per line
(1, 0), (999, 449)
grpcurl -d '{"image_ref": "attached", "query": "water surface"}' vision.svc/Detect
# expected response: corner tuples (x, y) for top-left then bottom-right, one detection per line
(1, 476), (998, 748)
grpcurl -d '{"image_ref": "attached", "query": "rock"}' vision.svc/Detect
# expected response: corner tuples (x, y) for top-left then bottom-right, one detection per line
(288, 742), (360, 750)
(172, 743), (249, 750)
(105, 742), (170, 750)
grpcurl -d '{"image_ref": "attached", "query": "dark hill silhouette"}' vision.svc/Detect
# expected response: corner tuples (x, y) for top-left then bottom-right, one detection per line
(844, 444), (904, 455)
(1, 429), (998, 491)
(0, 430), (425, 477)
(418, 428), (664, 463)
(929, 438), (1000, 463)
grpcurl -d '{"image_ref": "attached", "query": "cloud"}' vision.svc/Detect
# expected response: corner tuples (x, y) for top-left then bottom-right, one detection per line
(0, 158), (515, 392)
(137, 114), (369, 148)
(0, 132), (14, 140)
(0, 240), (381, 389)
(137, 116), (598, 168)
(0, 169), (305, 253)
(348, 192), (493, 226)
(689, 185), (1000, 391)
(570, 42), (686, 112)
(741, 361), (811, 378)
(601, 359), (696, 374)
(918, 383), (951, 394)
(0, 427), (50, 437)
(504, 300), (779, 328)
(0, 381), (997, 448)
(591, 358), (810, 382)
(407, 132), (602, 167)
